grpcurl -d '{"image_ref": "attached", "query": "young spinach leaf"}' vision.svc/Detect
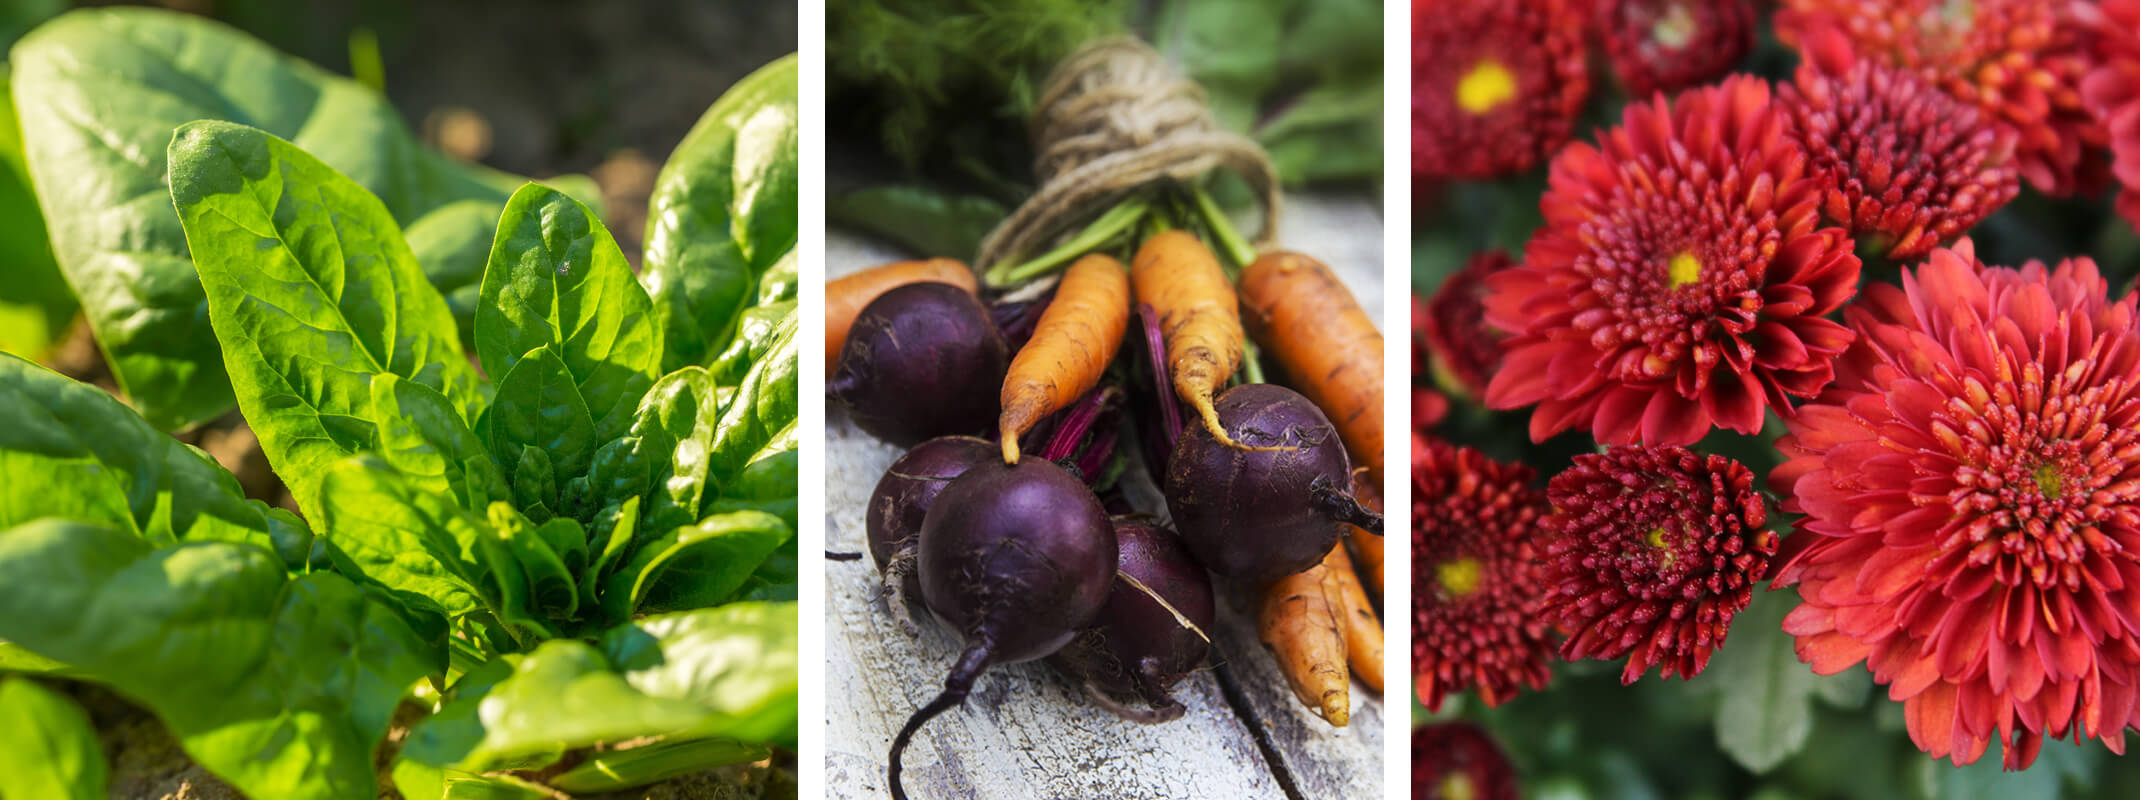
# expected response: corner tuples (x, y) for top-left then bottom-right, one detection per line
(0, 677), (107, 800)
(318, 455), (499, 620)
(10, 8), (527, 429)
(631, 366), (722, 533)
(599, 510), (792, 622)
(169, 120), (482, 520)
(477, 184), (661, 444)
(642, 55), (799, 370)
(0, 519), (437, 800)
(706, 311), (798, 492)
(489, 345), (597, 484)
(371, 373), (506, 511)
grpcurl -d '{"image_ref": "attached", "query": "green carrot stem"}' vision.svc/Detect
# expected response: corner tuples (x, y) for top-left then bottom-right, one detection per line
(1193, 184), (1258, 271)
(989, 194), (1152, 286)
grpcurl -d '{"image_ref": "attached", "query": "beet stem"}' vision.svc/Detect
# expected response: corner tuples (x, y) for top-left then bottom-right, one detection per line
(1071, 426), (1119, 484)
(1039, 386), (1122, 463)
(1310, 476), (1384, 536)
(889, 643), (990, 800)
(1138, 302), (1183, 449)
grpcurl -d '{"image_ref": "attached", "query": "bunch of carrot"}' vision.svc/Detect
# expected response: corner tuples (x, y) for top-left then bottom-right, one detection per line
(826, 193), (1385, 726)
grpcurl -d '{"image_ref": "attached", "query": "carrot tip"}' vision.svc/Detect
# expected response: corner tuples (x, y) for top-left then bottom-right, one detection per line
(1001, 428), (1021, 464)
(1197, 401), (1295, 453)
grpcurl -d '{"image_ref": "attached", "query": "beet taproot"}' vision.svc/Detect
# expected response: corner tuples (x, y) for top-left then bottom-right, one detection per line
(888, 458), (1117, 799)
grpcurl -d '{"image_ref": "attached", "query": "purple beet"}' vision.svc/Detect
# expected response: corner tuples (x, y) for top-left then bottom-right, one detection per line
(889, 458), (1116, 800)
(829, 282), (1008, 447)
(1050, 516), (1215, 723)
(1163, 383), (1383, 584)
(866, 435), (997, 627)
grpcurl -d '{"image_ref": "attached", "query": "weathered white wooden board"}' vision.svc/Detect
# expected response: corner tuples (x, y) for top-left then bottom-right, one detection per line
(824, 192), (1386, 800)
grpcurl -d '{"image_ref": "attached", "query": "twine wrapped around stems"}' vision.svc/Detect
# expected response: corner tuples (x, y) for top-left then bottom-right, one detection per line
(974, 36), (1281, 273)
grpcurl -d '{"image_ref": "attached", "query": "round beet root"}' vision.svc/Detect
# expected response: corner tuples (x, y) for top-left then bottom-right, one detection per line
(829, 282), (1008, 447)
(866, 435), (997, 624)
(888, 458), (1116, 799)
(1050, 517), (1215, 723)
(1164, 383), (1382, 584)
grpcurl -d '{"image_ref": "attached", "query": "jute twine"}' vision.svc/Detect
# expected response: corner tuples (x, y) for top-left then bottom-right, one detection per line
(974, 36), (1282, 273)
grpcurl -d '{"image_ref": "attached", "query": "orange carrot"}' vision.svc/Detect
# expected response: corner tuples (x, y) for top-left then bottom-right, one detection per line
(1259, 558), (1350, 726)
(1130, 231), (1273, 451)
(1323, 540), (1384, 692)
(1350, 469), (1385, 594)
(825, 258), (976, 370)
(1239, 251), (1384, 480)
(998, 254), (1130, 463)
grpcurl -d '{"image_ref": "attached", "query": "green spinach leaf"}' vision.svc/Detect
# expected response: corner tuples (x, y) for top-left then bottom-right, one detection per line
(169, 120), (482, 520)
(396, 601), (799, 777)
(0, 65), (74, 361)
(371, 373), (504, 512)
(0, 352), (292, 554)
(600, 510), (790, 622)
(642, 55), (798, 370)
(0, 519), (437, 800)
(319, 455), (496, 619)
(477, 184), (661, 445)
(10, 8), (524, 429)
(488, 345), (597, 484)
(0, 677), (107, 800)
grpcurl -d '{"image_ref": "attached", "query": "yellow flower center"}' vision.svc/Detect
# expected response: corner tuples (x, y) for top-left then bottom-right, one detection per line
(1667, 252), (1702, 288)
(1436, 556), (1485, 598)
(1647, 527), (1676, 568)
(1439, 773), (1479, 800)
(1456, 59), (1518, 114)
(1653, 4), (1697, 49)
(2034, 463), (2064, 499)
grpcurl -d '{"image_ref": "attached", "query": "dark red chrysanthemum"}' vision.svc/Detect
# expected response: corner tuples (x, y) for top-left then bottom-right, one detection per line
(1483, 76), (1862, 447)
(2082, 0), (2140, 228)
(1771, 240), (2140, 769)
(1413, 0), (1590, 179)
(1594, 0), (1756, 98)
(1776, 0), (2105, 196)
(1414, 433), (1554, 710)
(1414, 722), (1520, 800)
(1779, 35), (2020, 260)
(1422, 251), (1514, 399)
(1540, 446), (1777, 683)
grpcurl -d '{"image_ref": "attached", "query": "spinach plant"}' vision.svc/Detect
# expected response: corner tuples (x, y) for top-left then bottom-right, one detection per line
(7, 7), (592, 430)
(0, 52), (799, 800)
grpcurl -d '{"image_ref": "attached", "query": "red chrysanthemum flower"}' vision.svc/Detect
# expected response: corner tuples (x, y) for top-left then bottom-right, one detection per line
(1414, 722), (1520, 800)
(1594, 0), (1756, 99)
(1415, 295), (1451, 428)
(1540, 446), (1778, 683)
(1483, 75), (1862, 447)
(1771, 240), (2140, 769)
(1776, 0), (2105, 196)
(1413, 0), (1590, 179)
(1778, 35), (2020, 260)
(1414, 433), (1554, 710)
(1422, 251), (1514, 399)
(2081, 0), (2140, 228)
